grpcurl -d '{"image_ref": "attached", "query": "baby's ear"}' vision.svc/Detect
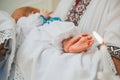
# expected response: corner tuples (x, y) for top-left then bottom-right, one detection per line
(32, 11), (36, 14)
(32, 10), (40, 14)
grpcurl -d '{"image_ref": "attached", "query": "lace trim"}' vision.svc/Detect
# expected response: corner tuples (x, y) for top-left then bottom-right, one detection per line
(13, 63), (24, 80)
(0, 29), (12, 44)
(107, 46), (120, 60)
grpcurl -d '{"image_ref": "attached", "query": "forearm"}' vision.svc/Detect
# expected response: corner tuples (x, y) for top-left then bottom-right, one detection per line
(0, 42), (7, 60)
(0, 42), (7, 69)
(0, 39), (11, 62)
(107, 46), (120, 75)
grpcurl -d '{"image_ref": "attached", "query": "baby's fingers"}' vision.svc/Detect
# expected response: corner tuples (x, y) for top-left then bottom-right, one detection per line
(48, 11), (53, 15)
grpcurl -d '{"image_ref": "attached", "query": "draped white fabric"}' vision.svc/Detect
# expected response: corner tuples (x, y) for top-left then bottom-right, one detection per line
(15, 0), (120, 80)
(16, 27), (101, 80)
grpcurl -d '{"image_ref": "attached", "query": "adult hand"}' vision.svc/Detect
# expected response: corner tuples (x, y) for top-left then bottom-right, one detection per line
(63, 33), (94, 53)
(40, 9), (53, 19)
(0, 43), (6, 58)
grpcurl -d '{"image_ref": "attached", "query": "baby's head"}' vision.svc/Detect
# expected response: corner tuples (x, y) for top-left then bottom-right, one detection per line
(11, 6), (40, 22)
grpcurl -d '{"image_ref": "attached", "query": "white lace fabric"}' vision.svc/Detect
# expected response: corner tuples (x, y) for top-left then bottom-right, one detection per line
(13, 63), (24, 80)
(0, 29), (12, 44)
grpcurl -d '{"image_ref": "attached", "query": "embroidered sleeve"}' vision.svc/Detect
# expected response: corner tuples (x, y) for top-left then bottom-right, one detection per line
(107, 46), (120, 60)
(65, 0), (91, 26)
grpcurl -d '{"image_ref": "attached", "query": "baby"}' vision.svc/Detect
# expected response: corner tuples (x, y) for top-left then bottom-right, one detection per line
(12, 6), (60, 24)
(12, 6), (94, 53)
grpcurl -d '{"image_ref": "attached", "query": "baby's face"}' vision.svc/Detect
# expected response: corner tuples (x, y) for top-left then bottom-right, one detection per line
(31, 10), (40, 14)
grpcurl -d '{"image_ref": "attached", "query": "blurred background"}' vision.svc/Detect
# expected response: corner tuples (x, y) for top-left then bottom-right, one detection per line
(0, 0), (60, 14)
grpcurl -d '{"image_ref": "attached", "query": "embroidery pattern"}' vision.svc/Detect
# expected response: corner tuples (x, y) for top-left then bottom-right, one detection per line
(107, 46), (120, 60)
(12, 63), (24, 80)
(65, 0), (91, 26)
(0, 29), (12, 44)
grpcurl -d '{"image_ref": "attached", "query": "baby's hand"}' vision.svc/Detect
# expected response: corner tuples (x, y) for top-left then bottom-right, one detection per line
(40, 9), (53, 19)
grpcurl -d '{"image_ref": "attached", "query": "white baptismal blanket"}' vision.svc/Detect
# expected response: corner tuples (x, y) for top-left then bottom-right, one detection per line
(15, 0), (120, 80)
(16, 12), (103, 80)
(16, 26), (101, 80)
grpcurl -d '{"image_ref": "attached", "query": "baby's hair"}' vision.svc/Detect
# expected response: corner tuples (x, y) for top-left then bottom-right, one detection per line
(11, 6), (40, 22)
